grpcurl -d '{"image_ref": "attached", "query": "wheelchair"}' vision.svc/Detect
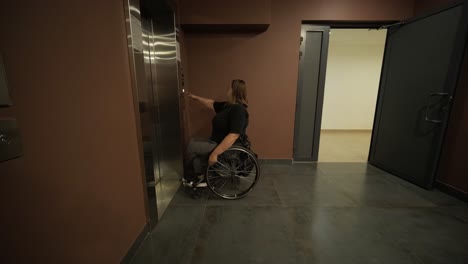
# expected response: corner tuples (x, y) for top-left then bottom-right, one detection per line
(206, 146), (260, 199)
(186, 145), (260, 200)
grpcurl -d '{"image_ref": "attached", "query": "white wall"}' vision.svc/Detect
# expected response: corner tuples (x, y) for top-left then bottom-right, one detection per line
(321, 29), (387, 130)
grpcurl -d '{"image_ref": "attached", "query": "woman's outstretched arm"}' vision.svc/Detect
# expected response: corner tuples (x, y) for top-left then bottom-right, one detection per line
(187, 93), (214, 111)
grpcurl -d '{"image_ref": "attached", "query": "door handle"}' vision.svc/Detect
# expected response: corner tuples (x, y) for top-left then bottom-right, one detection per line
(0, 134), (12, 145)
(424, 92), (451, 124)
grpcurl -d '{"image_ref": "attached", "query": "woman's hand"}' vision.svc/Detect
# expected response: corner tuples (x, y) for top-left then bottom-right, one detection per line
(209, 133), (240, 165)
(186, 92), (196, 100)
(208, 153), (218, 165)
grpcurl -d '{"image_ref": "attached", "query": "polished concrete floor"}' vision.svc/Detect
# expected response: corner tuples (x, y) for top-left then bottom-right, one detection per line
(319, 130), (372, 162)
(130, 163), (468, 264)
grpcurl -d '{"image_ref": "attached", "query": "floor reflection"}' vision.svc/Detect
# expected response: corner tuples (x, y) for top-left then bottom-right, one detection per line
(155, 179), (180, 220)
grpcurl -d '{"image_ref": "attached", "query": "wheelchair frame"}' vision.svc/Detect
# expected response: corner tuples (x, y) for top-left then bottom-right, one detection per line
(205, 145), (260, 200)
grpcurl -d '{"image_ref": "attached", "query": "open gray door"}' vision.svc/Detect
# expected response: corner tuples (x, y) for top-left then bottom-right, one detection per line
(293, 25), (330, 161)
(370, 4), (466, 189)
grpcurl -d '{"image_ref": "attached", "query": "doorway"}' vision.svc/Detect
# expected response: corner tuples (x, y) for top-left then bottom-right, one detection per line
(319, 29), (387, 162)
(293, 3), (466, 189)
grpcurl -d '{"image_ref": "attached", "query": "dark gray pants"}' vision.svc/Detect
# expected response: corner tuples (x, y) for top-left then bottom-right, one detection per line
(186, 138), (217, 179)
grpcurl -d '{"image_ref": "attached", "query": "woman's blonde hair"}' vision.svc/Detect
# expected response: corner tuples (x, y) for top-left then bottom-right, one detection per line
(228, 79), (248, 105)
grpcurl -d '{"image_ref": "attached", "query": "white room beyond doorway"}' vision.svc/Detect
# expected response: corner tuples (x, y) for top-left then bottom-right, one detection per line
(319, 28), (387, 162)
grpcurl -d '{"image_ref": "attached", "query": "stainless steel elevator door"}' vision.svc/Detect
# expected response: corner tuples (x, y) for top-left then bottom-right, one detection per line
(151, 12), (184, 180)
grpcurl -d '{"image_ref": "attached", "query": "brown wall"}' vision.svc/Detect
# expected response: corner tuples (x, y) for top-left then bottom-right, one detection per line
(180, 0), (270, 25)
(414, 0), (460, 14)
(0, 1), (147, 263)
(183, 0), (414, 159)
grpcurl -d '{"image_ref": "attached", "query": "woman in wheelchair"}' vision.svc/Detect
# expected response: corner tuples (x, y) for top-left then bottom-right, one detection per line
(185, 79), (260, 199)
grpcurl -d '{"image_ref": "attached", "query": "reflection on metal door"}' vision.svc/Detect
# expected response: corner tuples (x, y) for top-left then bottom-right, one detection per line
(150, 5), (184, 181)
(142, 18), (161, 184)
(126, 0), (159, 229)
(293, 25), (330, 161)
(370, 4), (465, 189)
(125, 0), (186, 227)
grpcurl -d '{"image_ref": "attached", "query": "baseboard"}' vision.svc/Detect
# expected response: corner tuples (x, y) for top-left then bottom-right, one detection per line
(259, 159), (293, 165)
(121, 223), (150, 264)
(436, 181), (468, 203)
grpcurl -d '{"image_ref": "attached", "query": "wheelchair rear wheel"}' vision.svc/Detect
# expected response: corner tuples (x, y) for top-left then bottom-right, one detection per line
(206, 146), (260, 200)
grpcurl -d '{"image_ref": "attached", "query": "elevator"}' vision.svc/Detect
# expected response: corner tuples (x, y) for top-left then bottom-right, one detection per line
(125, 0), (186, 228)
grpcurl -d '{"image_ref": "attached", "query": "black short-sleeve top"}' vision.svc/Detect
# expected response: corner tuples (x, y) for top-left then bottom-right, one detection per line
(210, 101), (249, 144)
